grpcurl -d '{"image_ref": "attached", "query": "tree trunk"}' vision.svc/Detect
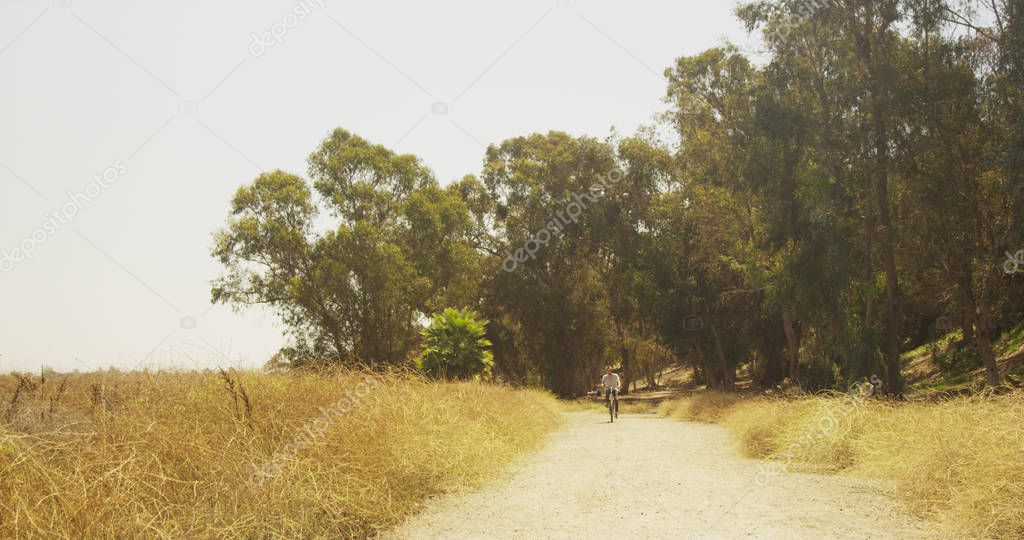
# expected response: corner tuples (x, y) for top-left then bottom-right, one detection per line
(615, 322), (633, 395)
(961, 302), (975, 346)
(962, 282), (1002, 388)
(710, 324), (735, 392)
(782, 308), (801, 385)
(694, 338), (720, 390)
(872, 75), (903, 397)
(873, 119), (903, 395)
(975, 298), (1001, 388)
(877, 178), (904, 397)
(865, 170), (875, 331)
(754, 319), (785, 388)
(850, 0), (904, 398)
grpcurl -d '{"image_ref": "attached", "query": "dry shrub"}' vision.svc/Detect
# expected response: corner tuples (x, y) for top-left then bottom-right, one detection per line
(781, 398), (867, 470)
(656, 392), (743, 423)
(566, 398), (658, 415)
(0, 369), (562, 538)
(663, 390), (1024, 538)
(654, 397), (683, 417)
(849, 393), (1024, 538)
(561, 399), (603, 412)
(720, 398), (794, 458)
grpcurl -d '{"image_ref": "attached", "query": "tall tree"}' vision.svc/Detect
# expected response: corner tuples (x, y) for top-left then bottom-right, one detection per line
(212, 129), (480, 366)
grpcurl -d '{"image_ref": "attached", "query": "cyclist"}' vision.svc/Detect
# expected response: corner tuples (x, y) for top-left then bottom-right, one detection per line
(601, 368), (621, 413)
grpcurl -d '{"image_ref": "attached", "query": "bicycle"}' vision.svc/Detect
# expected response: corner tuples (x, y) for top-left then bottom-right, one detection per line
(605, 388), (619, 422)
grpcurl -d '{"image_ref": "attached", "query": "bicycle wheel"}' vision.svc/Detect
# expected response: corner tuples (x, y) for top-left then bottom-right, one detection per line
(609, 395), (614, 423)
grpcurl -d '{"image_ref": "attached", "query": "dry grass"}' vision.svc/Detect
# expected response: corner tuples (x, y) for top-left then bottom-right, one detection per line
(655, 391), (745, 423)
(565, 398), (659, 415)
(659, 391), (1024, 538)
(0, 369), (562, 538)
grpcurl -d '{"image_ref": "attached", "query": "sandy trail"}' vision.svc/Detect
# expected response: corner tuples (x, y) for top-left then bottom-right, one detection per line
(388, 411), (931, 540)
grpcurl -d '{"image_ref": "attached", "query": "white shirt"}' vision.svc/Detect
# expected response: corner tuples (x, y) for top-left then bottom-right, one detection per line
(601, 373), (620, 390)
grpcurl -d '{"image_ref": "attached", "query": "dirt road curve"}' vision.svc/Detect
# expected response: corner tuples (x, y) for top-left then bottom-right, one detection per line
(388, 411), (930, 540)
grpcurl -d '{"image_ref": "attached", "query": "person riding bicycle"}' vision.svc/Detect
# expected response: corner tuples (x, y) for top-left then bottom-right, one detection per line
(601, 368), (621, 406)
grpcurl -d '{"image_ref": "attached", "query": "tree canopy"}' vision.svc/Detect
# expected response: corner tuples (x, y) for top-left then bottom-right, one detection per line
(214, 0), (1023, 397)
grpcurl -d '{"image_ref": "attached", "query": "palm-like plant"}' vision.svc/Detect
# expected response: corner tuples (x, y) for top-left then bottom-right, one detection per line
(416, 308), (494, 381)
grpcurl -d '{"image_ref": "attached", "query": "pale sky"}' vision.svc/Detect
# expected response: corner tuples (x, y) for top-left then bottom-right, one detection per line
(1, 0), (754, 373)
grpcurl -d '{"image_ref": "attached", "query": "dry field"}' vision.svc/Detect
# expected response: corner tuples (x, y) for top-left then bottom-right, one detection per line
(0, 369), (561, 538)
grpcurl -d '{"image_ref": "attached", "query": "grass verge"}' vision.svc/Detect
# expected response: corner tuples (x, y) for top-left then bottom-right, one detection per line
(658, 390), (1024, 538)
(0, 369), (562, 538)
(565, 399), (658, 415)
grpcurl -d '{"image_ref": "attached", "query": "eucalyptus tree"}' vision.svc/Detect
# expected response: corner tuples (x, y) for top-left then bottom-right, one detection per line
(595, 132), (676, 393)
(733, 0), (914, 394)
(212, 129), (481, 367)
(479, 132), (620, 397)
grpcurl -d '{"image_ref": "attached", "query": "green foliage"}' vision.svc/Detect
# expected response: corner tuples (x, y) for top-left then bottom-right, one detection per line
(213, 1), (1024, 396)
(997, 322), (1024, 358)
(212, 130), (481, 366)
(416, 309), (494, 381)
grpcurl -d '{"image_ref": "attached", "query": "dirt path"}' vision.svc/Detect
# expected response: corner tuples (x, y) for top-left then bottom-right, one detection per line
(388, 411), (931, 540)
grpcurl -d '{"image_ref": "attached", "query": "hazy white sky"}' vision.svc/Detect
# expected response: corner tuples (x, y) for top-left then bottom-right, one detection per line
(1, 0), (753, 373)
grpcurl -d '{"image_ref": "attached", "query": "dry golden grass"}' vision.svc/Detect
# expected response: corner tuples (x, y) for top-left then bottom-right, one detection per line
(655, 391), (744, 423)
(564, 398), (658, 415)
(659, 391), (1024, 538)
(0, 369), (562, 538)
(848, 394), (1024, 538)
(616, 401), (658, 415)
